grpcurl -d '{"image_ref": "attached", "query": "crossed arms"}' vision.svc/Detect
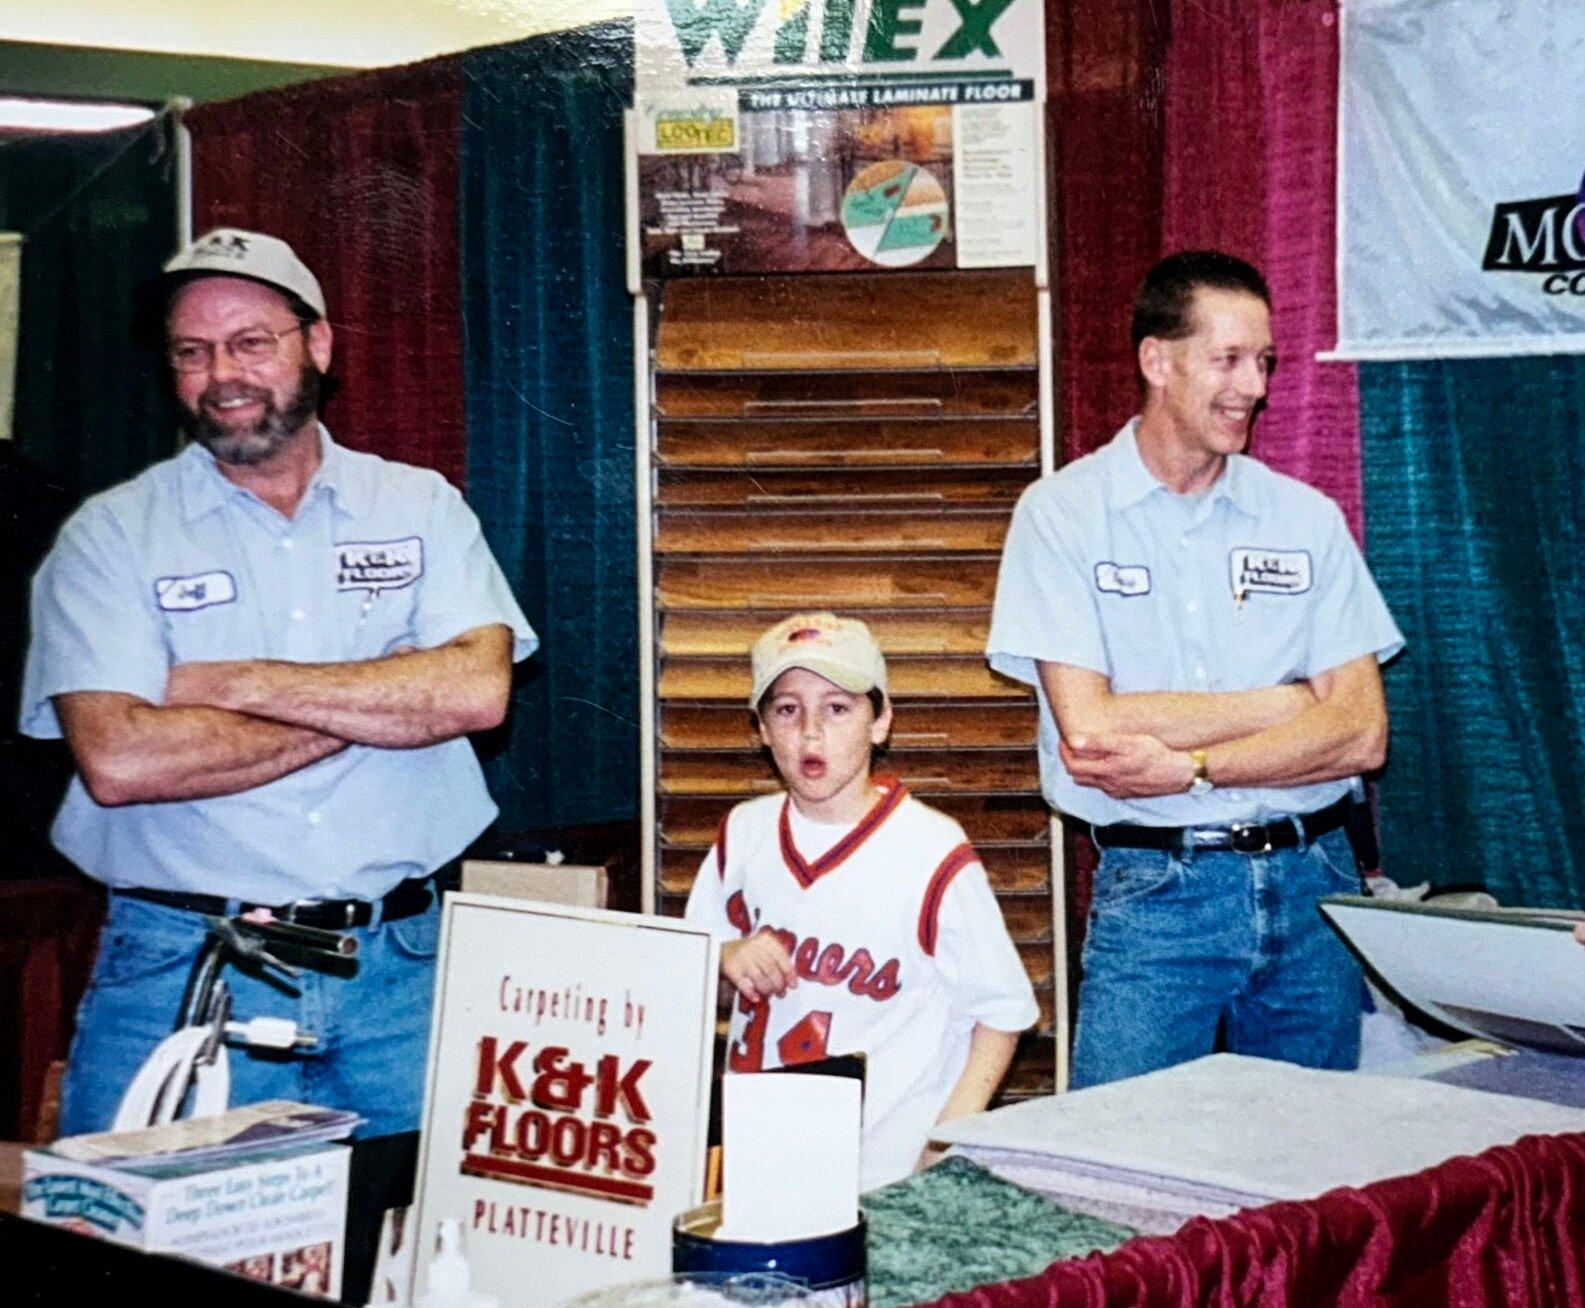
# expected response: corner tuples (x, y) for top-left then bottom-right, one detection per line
(1039, 654), (1388, 800)
(55, 624), (513, 807)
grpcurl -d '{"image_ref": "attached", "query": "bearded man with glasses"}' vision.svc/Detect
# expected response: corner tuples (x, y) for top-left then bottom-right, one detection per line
(19, 229), (538, 1136)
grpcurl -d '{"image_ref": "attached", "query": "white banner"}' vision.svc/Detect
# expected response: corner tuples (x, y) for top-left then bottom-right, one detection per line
(1334, 0), (1585, 360)
(0, 233), (20, 441)
(637, 0), (1043, 100)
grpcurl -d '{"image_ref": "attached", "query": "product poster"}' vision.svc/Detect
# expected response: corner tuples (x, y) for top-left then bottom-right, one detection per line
(410, 895), (719, 1308)
(635, 0), (1043, 277)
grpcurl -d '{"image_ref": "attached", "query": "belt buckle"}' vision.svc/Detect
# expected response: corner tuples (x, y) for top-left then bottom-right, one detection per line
(1229, 823), (1273, 855)
(282, 899), (352, 927)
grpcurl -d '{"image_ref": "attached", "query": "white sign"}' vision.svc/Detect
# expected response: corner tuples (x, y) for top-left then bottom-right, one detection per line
(637, 0), (1044, 96)
(633, 0), (1044, 275)
(1335, 0), (1585, 359)
(411, 895), (720, 1308)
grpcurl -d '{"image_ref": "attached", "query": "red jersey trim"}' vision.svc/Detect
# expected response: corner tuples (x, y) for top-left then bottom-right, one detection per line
(779, 776), (909, 889)
(918, 842), (978, 956)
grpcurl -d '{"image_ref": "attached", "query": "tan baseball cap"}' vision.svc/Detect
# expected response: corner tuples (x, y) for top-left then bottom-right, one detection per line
(158, 228), (326, 318)
(750, 612), (889, 708)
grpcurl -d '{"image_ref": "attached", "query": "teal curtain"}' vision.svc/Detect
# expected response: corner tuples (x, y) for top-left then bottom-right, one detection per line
(460, 24), (638, 830)
(0, 114), (179, 496)
(1360, 358), (1585, 907)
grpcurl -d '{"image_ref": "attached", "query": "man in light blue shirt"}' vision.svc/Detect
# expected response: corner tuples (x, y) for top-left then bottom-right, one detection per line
(988, 251), (1403, 1087)
(21, 229), (537, 1133)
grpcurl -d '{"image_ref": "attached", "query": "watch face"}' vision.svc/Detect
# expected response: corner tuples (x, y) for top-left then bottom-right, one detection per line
(1189, 777), (1213, 797)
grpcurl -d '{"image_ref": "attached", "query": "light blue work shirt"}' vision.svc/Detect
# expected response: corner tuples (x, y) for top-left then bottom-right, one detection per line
(987, 420), (1404, 828)
(20, 427), (537, 903)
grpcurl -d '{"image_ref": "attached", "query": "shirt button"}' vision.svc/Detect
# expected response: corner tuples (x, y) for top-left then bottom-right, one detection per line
(291, 608), (306, 622)
(1186, 600), (1200, 614)
(1179, 535), (1191, 548)
(1194, 666), (1208, 681)
(308, 811), (323, 826)
(281, 537), (294, 550)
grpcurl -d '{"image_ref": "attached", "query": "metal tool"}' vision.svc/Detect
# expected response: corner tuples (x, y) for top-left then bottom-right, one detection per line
(111, 912), (358, 1131)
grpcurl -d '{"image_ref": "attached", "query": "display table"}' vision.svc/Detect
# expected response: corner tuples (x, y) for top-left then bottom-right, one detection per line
(8, 1128), (1585, 1306)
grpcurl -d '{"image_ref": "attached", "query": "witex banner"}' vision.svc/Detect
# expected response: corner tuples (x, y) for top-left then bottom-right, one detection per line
(1335, 0), (1585, 359)
(411, 896), (719, 1307)
(634, 0), (1043, 276)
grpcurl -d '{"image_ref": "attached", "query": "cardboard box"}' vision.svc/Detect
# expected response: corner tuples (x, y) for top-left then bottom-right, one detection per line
(461, 858), (608, 908)
(22, 1142), (349, 1297)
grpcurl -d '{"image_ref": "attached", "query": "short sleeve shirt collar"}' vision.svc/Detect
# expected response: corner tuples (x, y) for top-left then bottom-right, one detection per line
(1105, 418), (1258, 520)
(177, 423), (356, 523)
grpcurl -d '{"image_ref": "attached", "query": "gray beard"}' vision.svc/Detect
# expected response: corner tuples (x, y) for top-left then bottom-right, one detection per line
(183, 365), (322, 466)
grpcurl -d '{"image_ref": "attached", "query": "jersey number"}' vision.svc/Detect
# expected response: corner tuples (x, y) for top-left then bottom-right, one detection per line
(729, 1001), (832, 1072)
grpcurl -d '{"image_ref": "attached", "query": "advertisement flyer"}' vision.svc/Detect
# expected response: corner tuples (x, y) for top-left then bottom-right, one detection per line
(635, 0), (1043, 277)
(410, 896), (719, 1308)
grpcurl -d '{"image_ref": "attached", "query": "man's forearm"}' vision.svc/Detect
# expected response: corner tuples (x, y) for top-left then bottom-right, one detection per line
(166, 624), (512, 748)
(57, 693), (347, 806)
(1203, 688), (1386, 789)
(1054, 656), (1387, 799)
(1102, 685), (1314, 748)
(1038, 663), (1312, 750)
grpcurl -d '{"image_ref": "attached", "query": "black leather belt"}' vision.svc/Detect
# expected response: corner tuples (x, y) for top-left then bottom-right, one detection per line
(117, 876), (435, 929)
(1074, 796), (1353, 855)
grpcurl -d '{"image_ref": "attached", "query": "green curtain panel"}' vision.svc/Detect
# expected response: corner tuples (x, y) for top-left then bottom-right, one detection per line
(1360, 357), (1585, 907)
(0, 115), (179, 496)
(460, 23), (638, 830)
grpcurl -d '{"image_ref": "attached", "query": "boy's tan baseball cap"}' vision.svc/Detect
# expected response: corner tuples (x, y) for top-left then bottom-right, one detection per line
(750, 612), (889, 708)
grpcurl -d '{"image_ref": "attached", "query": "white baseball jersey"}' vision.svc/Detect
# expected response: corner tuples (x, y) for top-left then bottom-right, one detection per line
(684, 778), (1038, 1191)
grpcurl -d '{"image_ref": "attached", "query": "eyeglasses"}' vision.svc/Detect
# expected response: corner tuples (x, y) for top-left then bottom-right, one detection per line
(166, 322), (308, 373)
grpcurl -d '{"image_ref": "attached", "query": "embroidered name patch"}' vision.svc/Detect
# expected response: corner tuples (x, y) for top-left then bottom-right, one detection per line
(1094, 562), (1151, 597)
(335, 537), (424, 592)
(1230, 547), (1312, 597)
(154, 571), (236, 612)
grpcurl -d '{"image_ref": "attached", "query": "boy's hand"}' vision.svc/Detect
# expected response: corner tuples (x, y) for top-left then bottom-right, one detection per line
(721, 931), (797, 1003)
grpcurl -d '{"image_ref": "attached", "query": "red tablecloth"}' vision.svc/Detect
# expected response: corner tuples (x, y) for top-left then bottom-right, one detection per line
(928, 1130), (1585, 1307)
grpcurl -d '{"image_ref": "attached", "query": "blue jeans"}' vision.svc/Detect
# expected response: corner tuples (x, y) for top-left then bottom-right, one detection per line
(1070, 827), (1363, 1089)
(60, 893), (440, 1137)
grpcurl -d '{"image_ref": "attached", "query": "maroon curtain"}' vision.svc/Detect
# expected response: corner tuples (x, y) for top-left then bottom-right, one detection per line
(1046, 0), (1169, 1033)
(1160, 0), (1361, 535)
(1047, 0), (1168, 465)
(928, 1131), (1585, 1307)
(184, 60), (467, 487)
(0, 879), (102, 1140)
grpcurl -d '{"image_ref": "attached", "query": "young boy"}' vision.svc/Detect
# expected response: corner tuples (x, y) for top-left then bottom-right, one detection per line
(684, 611), (1038, 1191)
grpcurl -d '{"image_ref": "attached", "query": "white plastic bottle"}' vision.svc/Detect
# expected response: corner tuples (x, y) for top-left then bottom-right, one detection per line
(415, 1218), (500, 1308)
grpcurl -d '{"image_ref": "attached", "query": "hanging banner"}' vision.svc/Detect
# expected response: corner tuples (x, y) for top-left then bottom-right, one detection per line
(634, 0), (1043, 277)
(409, 895), (719, 1308)
(0, 233), (20, 442)
(1334, 0), (1585, 359)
